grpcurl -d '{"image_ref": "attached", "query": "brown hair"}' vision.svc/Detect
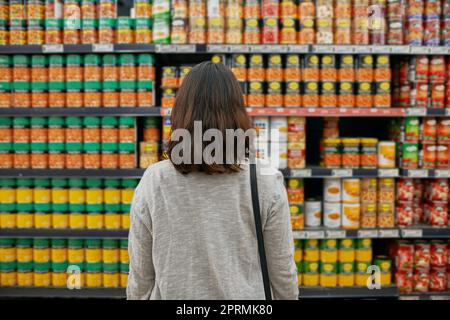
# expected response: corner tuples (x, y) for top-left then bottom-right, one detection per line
(167, 61), (252, 174)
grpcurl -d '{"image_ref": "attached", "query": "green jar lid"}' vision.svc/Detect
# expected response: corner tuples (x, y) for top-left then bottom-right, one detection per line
(48, 142), (65, 152)
(104, 178), (120, 188)
(13, 142), (30, 152)
(119, 117), (134, 127)
(65, 117), (82, 127)
(143, 117), (159, 127)
(102, 239), (119, 248)
(27, 19), (44, 28)
(49, 55), (64, 65)
(0, 142), (12, 151)
(66, 54), (82, 65)
(69, 262), (85, 271)
(34, 178), (50, 188)
(33, 238), (50, 248)
(51, 238), (67, 247)
(10, 19), (26, 28)
(52, 261), (69, 272)
(86, 179), (102, 188)
(68, 178), (85, 188)
(31, 55), (48, 66)
(83, 117), (100, 127)
(82, 18), (97, 28)
(101, 142), (118, 152)
(119, 142), (135, 152)
(34, 262), (51, 272)
(120, 263), (129, 273)
(0, 178), (15, 187)
(30, 117), (47, 127)
(13, 117), (30, 127)
(101, 117), (118, 127)
(68, 238), (84, 248)
(99, 17), (116, 28)
(120, 239), (128, 248)
(135, 17), (152, 29)
(16, 238), (33, 247)
(138, 54), (154, 65)
(45, 18), (62, 28)
(85, 239), (102, 248)
(84, 54), (100, 65)
(83, 142), (101, 152)
(0, 261), (17, 271)
(17, 178), (33, 187)
(102, 54), (117, 66)
(117, 17), (134, 28)
(122, 179), (138, 188)
(0, 238), (15, 246)
(0, 117), (12, 127)
(86, 262), (102, 272)
(51, 178), (67, 188)
(31, 142), (48, 152)
(17, 262), (34, 271)
(66, 142), (83, 152)
(48, 117), (64, 127)
(13, 55), (29, 66)
(119, 54), (135, 65)
(0, 55), (11, 65)
(103, 262), (119, 272)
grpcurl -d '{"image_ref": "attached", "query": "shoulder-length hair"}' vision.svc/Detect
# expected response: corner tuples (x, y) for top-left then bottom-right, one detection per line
(167, 61), (253, 174)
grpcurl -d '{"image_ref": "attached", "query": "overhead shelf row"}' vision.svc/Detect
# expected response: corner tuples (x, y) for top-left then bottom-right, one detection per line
(1, 44), (450, 55)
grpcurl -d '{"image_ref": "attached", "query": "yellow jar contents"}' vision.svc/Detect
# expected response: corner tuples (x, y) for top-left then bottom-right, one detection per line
(17, 271), (33, 286)
(34, 271), (51, 287)
(86, 272), (102, 287)
(52, 213), (69, 229)
(34, 188), (51, 205)
(338, 274), (354, 287)
(120, 272), (128, 287)
(121, 189), (134, 206)
(17, 213), (34, 228)
(69, 189), (85, 206)
(103, 272), (119, 288)
(355, 273), (368, 286)
(52, 272), (68, 287)
(69, 213), (86, 229)
(16, 188), (33, 204)
(0, 187), (15, 203)
(34, 213), (51, 228)
(0, 271), (17, 286)
(85, 239), (102, 263)
(68, 248), (84, 264)
(33, 248), (50, 263)
(51, 248), (67, 263)
(303, 274), (319, 286)
(0, 213), (17, 228)
(104, 189), (120, 206)
(103, 248), (119, 264)
(120, 249), (129, 264)
(121, 214), (130, 229)
(17, 247), (32, 262)
(86, 189), (103, 206)
(86, 248), (102, 263)
(87, 214), (104, 229)
(52, 189), (68, 206)
(320, 274), (337, 287)
(105, 213), (121, 229)
(0, 247), (16, 262)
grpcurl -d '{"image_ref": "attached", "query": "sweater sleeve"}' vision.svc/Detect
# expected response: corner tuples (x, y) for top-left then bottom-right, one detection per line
(263, 174), (299, 300)
(126, 180), (155, 300)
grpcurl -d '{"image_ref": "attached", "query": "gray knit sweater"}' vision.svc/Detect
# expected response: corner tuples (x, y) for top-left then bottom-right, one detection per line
(126, 160), (298, 300)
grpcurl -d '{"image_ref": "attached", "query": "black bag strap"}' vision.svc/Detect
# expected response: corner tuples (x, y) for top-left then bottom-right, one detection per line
(249, 163), (272, 300)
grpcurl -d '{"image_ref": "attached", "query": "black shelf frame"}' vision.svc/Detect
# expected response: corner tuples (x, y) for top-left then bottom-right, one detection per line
(0, 228), (128, 238)
(0, 287), (126, 299)
(0, 169), (145, 178)
(299, 286), (399, 299)
(0, 107), (162, 117)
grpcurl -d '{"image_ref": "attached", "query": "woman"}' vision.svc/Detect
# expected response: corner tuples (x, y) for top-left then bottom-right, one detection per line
(127, 61), (298, 300)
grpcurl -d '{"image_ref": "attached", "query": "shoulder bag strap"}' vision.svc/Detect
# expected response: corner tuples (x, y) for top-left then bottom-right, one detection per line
(249, 163), (272, 300)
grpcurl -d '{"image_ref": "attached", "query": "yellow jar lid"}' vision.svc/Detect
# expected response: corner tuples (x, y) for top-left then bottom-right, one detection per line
(341, 138), (360, 144)
(360, 138), (378, 144)
(323, 138), (341, 144)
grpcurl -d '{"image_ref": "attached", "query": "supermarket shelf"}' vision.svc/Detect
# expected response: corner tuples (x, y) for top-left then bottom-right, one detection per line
(0, 169), (146, 178)
(399, 292), (450, 300)
(0, 107), (162, 117)
(0, 287), (126, 299)
(299, 286), (399, 299)
(0, 228), (128, 238)
(288, 168), (399, 178)
(2, 44), (450, 55)
(401, 169), (450, 178)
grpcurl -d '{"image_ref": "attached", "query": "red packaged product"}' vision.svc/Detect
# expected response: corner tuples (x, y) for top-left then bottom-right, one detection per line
(429, 269), (447, 292)
(429, 56), (446, 83)
(396, 271), (413, 294)
(413, 179), (424, 201)
(398, 84), (412, 108)
(397, 201), (414, 227)
(414, 83), (429, 108)
(426, 179), (449, 202)
(447, 270), (450, 290)
(426, 201), (448, 227)
(413, 270), (430, 293)
(412, 201), (424, 224)
(413, 56), (429, 83)
(430, 241), (448, 269)
(435, 145), (449, 169)
(262, 0), (279, 17)
(421, 118), (437, 143)
(414, 241), (430, 271)
(431, 83), (445, 109)
(397, 178), (414, 201)
(396, 241), (415, 272)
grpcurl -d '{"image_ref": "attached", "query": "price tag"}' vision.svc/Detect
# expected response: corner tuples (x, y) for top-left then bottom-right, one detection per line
(228, 45), (248, 53)
(407, 169), (428, 178)
(394, 46), (411, 54)
(410, 46), (428, 54)
(378, 169), (399, 177)
(445, 109), (450, 116)
(339, 108), (348, 113)
(430, 295), (450, 300)
(92, 44), (113, 52)
(399, 296), (420, 300)
(157, 44), (176, 52)
(287, 45), (308, 53)
(291, 169), (312, 178)
(435, 169), (450, 178)
(177, 45), (196, 53)
(405, 108), (427, 116)
(331, 169), (352, 177)
(378, 229), (400, 238)
(305, 230), (325, 239)
(293, 231), (307, 239)
(42, 44), (63, 53)
(207, 45), (227, 52)
(334, 45), (353, 53)
(371, 46), (390, 53)
(428, 47), (446, 55)
(325, 230), (346, 239)
(401, 229), (423, 238)
(313, 45), (334, 53)
(353, 46), (371, 54)
(357, 230), (378, 238)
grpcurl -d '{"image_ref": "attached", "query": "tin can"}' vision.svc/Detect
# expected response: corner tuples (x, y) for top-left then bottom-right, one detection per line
(305, 200), (321, 227)
(323, 178), (341, 202)
(323, 201), (341, 229)
(414, 240), (430, 271)
(413, 271), (430, 293)
(397, 201), (414, 227)
(396, 271), (413, 293)
(342, 203), (360, 229)
(378, 141), (396, 169)
(430, 240), (448, 268)
(342, 179), (360, 204)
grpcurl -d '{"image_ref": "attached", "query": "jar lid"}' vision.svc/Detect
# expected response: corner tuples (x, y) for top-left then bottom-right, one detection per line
(68, 178), (85, 188)
(138, 53), (154, 65)
(119, 117), (135, 127)
(0, 178), (16, 187)
(52, 261), (69, 272)
(16, 238), (33, 247)
(104, 179), (120, 188)
(102, 239), (119, 248)
(0, 117), (12, 127)
(34, 262), (51, 272)
(65, 117), (82, 127)
(122, 179), (138, 188)
(17, 178), (33, 187)
(33, 238), (50, 248)
(86, 179), (102, 188)
(341, 138), (360, 144)
(103, 54), (117, 65)
(13, 117), (30, 127)
(66, 54), (82, 65)
(68, 238), (84, 248)
(86, 262), (102, 272)
(84, 54), (100, 66)
(323, 138), (341, 144)
(143, 117), (159, 127)
(17, 262), (33, 271)
(51, 238), (67, 247)
(48, 117), (65, 127)
(34, 178), (50, 187)
(0, 238), (15, 246)
(120, 263), (129, 272)
(120, 239), (128, 248)
(48, 55), (65, 65)
(360, 138), (378, 144)
(103, 262), (119, 272)
(85, 239), (102, 248)
(31, 55), (48, 66)
(83, 117), (100, 127)
(51, 178), (67, 188)
(101, 117), (118, 127)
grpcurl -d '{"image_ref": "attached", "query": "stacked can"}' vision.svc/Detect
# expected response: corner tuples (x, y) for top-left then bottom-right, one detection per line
(152, 0), (171, 43)
(302, 54), (319, 107)
(253, 116), (269, 159)
(354, 238), (372, 286)
(320, 239), (338, 287)
(280, 0), (297, 44)
(405, 0), (424, 45)
(323, 178), (342, 229)
(356, 55), (373, 108)
(316, 0), (333, 44)
(0, 55), (10, 107)
(32, 55), (48, 107)
(189, 0), (206, 44)
(262, 0), (279, 44)
(374, 55), (391, 108)
(266, 55), (283, 107)
(369, 0), (387, 44)
(287, 178), (304, 230)
(338, 55), (355, 107)
(338, 239), (355, 286)
(140, 117), (161, 169)
(377, 178), (395, 227)
(424, 0), (441, 46)
(270, 116), (288, 168)
(335, 0), (351, 44)
(302, 239), (320, 286)
(207, 0), (225, 43)
(294, 240), (303, 285)
(135, 0), (152, 44)
(444, 0), (450, 46)
(298, 0), (315, 44)
(396, 178), (415, 227)
(244, 0), (261, 44)
(353, 0), (369, 44)
(424, 179), (449, 227)
(170, 0), (188, 44)
(247, 54), (265, 107)
(386, 0), (403, 44)
(360, 178), (377, 228)
(284, 54), (301, 107)
(287, 116), (306, 168)
(225, 0), (243, 43)
(342, 178), (361, 229)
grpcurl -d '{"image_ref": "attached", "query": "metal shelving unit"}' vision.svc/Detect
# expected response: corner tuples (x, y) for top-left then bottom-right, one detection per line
(299, 286), (399, 299)
(399, 292), (450, 300)
(0, 228), (128, 239)
(0, 287), (126, 299)
(0, 107), (162, 117)
(0, 169), (145, 178)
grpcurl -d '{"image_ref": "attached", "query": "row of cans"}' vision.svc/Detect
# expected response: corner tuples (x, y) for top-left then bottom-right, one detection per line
(389, 118), (450, 144)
